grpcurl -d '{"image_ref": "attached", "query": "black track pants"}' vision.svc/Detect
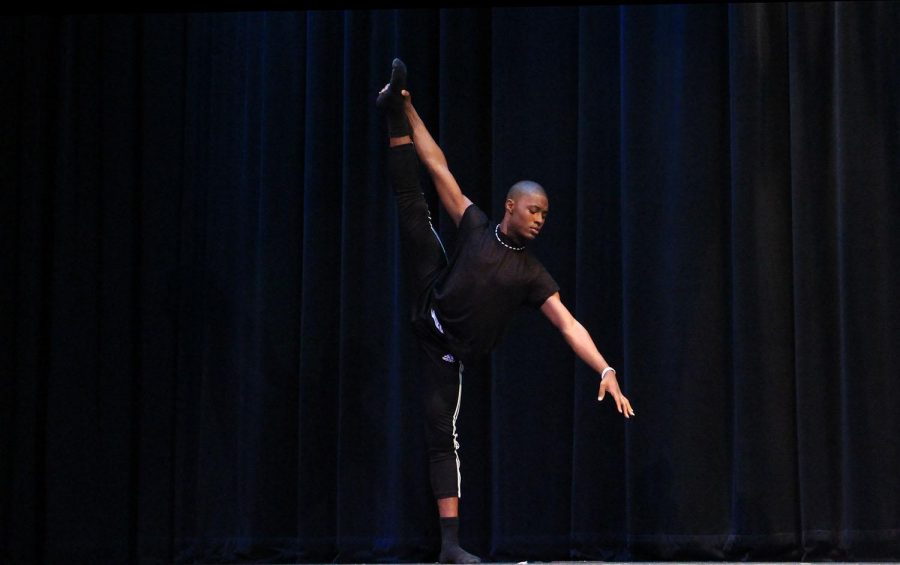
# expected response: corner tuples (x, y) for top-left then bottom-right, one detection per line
(388, 143), (465, 499)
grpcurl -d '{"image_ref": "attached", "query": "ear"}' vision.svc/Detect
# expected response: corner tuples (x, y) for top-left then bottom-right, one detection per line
(505, 198), (514, 214)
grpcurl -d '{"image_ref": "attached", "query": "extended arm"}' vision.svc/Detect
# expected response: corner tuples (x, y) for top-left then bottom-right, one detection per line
(401, 92), (472, 225)
(540, 292), (635, 418)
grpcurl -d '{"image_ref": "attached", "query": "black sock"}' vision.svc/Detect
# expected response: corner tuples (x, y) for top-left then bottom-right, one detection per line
(439, 517), (481, 564)
(376, 57), (412, 138)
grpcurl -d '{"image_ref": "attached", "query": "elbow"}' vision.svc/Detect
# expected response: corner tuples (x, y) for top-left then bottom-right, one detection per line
(423, 159), (448, 176)
(559, 319), (580, 341)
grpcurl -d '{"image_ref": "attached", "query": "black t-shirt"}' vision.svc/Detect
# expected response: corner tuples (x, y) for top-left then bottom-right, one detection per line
(418, 203), (559, 363)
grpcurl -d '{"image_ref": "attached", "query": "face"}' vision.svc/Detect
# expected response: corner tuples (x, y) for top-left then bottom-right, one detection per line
(505, 192), (549, 241)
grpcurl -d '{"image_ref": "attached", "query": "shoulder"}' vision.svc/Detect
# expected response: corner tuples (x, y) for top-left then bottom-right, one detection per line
(524, 254), (560, 306)
(459, 203), (489, 230)
(525, 252), (558, 287)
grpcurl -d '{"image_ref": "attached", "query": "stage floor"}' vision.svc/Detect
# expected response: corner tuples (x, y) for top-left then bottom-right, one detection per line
(331, 562), (894, 565)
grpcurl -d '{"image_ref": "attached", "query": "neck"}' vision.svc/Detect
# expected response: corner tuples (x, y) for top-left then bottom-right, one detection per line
(497, 219), (524, 246)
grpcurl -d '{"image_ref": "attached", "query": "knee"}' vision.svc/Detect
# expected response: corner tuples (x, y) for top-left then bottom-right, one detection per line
(423, 397), (456, 447)
(396, 196), (431, 233)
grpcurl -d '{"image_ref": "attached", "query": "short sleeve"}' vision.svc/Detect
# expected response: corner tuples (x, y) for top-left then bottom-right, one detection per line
(526, 263), (560, 307)
(457, 203), (488, 237)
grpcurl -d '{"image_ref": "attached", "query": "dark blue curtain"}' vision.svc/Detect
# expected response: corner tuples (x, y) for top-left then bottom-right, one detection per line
(3, 4), (899, 563)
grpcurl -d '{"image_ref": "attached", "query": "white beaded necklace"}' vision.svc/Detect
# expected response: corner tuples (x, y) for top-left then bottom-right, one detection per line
(494, 224), (525, 251)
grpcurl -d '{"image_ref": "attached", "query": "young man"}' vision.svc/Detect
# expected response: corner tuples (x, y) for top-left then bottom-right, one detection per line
(377, 58), (634, 564)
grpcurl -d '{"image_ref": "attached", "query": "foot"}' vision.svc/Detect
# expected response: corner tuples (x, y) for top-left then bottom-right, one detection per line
(376, 58), (411, 138)
(439, 543), (482, 564)
(376, 57), (407, 114)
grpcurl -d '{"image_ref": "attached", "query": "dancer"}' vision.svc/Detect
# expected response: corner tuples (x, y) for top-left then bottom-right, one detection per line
(377, 58), (634, 564)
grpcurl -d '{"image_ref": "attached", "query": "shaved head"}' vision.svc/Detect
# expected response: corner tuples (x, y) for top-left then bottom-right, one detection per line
(501, 180), (549, 244)
(506, 180), (547, 201)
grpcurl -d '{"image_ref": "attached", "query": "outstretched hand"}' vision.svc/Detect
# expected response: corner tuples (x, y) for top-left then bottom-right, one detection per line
(598, 373), (635, 419)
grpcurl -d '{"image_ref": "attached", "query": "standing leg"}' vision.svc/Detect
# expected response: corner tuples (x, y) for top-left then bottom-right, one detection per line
(418, 338), (481, 564)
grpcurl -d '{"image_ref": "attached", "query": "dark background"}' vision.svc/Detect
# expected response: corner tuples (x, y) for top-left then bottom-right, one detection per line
(3, 3), (899, 563)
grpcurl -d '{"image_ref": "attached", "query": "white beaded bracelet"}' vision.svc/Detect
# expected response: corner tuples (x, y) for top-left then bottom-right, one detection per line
(601, 367), (616, 380)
